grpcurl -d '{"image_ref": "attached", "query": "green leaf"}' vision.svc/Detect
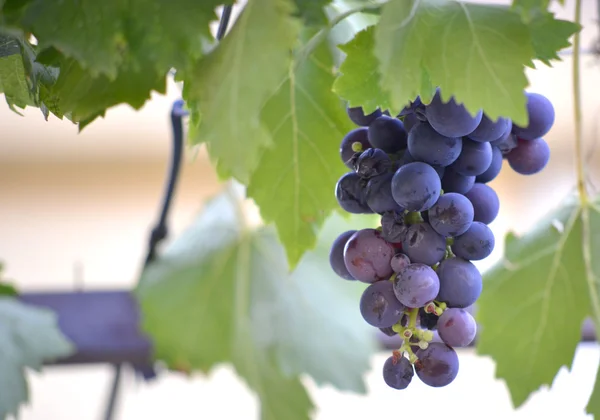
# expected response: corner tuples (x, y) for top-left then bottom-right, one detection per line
(0, 36), (34, 110)
(184, 0), (302, 183)
(18, 0), (221, 78)
(528, 12), (580, 66)
(374, 0), (537, 125)
(0, 297), (74, 418)
(136, 185), (378, 419)
(0, 283), (18, 297)
(588, 364), (600, 418)
(476, 197), (600, 409)
(333, 25), (393, 114)
(40, 49), (166, 124)
(247, 36), (355, 268)
(292, 0), (330, 25)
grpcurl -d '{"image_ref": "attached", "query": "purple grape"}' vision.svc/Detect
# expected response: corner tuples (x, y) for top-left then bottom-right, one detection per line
(347, 106), (382, 126)
(329, 230), (357, 280)
(343, 229), (395, 283)
(403, 113), (418, 132)
(368, 115), (408, 153)
(450, 138), (493, 177)
(476, 146), (503, 183)
(391, 162), (441, 212)
(365, 173), (404, 214)
(380, 211), (408, 243)
(464, 183), (499, 225)
(353, 148), (392, 179)
(512, 92), (555, 140)
(401, 223), (446, 266)
(507, 138), (550, 175)
(419, 308), (439, 330)
(425, 90), (483, 137)
(437, 308), (477, 347)
(335, 172), (371, 214)
(436, 258), (482, 308)
(415, 342), (459, 387)
(340, 128), (371, 168)
(468, 115), (511, 143)
(383, 356), (414, 390)
(427, 193), (474, 237)
(360, 280), (405, 328)
(391, 253), (411, 273)
(441, 168), (475, 194)
(452, 221), (495, 260)
(407, 122), (463, 167)
(393, 263), (440, 308)
(491, 130), (518, 155)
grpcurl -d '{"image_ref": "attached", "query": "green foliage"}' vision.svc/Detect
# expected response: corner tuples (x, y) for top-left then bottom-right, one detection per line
(476, 196), (600, 414)
(136, 184), (378, 419)
(589, 365), (600, 419)
(528, 13), (580, 66)
(0, 297), (74, 418)
(247, 34), (355, 268)
(332, 25), (392, 114)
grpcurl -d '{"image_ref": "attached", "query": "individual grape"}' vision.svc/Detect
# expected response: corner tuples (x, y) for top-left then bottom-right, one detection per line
(450, 138), (493, 177)
(340, 128), (371, 168)
(360, 280), (406, 328)
(419, 307), (439, 330)
(506, 138), (551, 175)
(452, 221), (495, 261)
(379, 326), (397, 337)
(344, 229), (395, 283)
(329, 230), (357, 280)
(441, 168), (475, 194)
(400, 151), (445, 178)
(437, 308), (477, 347)
(436, 257), (482, 308)
(383, 356), (414, 390)
(415, 342), (459, 387)
(464, 183), (500, 225)
(335, 172), (371, 214)
(476, 146), (503, 184)
(391, 253), (411, 273)
(425, 90), (483, 137)
(353, 148), (393, 179)
(401, 222), (446, 266)
(347, 106), (382, 126)
(366, 173), (404, 214)
(427, 192), (474, 237)
(403, 113), (419, 133)
(380, 211), (408, 243)
(512, 92), (555, 140)
(391, 162), (441, 212)
(491, 130), (518, 155)
(468, 115), (511, 143)
(368, 115), (408, 153)
(393, 263), (440, 308)
(407, 122), (463, 167)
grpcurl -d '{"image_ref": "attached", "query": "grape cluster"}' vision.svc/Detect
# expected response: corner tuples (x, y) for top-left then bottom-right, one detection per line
(330, 90), (555, 390)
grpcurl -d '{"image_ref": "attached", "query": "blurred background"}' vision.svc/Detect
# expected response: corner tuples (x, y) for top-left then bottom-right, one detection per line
(1, 0), (600, 418)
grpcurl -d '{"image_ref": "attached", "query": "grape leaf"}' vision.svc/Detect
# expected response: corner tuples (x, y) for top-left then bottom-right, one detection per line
(588, 365), (600, 418)
(332, 25), (393, 114)
(136, 185), (378, 419)
(528, 12), (580, 66)
(292, 0), (330, 25)
(0, 297), (74, 418)
(0, 36), (34, 110)
(374, 0), (537, 125)
(17, 0), (221, 78)
(184, 0), (302, 184)
(476, 196), (600, 409)
(247, 35), (355, 268)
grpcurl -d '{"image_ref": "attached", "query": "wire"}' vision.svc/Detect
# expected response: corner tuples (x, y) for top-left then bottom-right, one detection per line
(216, 5), (233, 41)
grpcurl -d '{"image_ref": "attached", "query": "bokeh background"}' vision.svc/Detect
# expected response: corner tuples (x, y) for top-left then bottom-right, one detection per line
(1, 0), (600, 418)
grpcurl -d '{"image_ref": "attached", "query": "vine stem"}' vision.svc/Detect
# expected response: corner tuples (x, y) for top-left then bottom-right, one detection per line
(572, 0), (587, 204)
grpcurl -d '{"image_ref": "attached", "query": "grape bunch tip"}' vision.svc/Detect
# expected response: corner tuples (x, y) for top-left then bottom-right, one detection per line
(330, 89), (555, 390)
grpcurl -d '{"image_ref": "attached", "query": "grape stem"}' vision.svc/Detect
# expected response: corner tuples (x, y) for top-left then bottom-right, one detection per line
(573, 0), (587, 204)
